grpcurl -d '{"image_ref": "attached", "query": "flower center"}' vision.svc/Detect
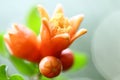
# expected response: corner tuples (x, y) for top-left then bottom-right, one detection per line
(50, 13), (71, 36)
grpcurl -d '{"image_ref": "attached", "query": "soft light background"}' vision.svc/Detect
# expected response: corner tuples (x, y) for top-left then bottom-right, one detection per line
(0, 0), (120, 80)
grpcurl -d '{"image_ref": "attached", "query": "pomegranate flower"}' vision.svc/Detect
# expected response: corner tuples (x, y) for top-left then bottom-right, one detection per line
(4, 4), (87, 63)
(38, 4), (87, 58)
(4, 24), (41, 63)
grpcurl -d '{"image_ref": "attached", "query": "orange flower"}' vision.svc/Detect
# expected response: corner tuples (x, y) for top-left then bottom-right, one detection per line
(4, 4), (87, 63)
(4, 24), (41, 63)
(38, 4), (87, 58)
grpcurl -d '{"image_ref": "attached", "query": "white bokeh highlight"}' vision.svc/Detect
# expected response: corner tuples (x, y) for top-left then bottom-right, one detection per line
(92, 11), (120, 80)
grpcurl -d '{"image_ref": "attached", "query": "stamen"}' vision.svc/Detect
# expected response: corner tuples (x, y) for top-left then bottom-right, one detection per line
(50, 13), (71, 36)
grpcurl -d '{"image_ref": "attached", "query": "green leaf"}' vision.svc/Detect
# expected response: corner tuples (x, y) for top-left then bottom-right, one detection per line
(0, 65), (8, 80)
(41, 76), (51, 80)
(0, 64), (25, 80)
(53, 75), (68, 80)
(9, 55), (39, 76)
(41, 74), (67, 80)
(9, 74), (24, 80)
(26, 6), (41, 35)
(70, 52), (87, 71)
(0, 33), (7, 56)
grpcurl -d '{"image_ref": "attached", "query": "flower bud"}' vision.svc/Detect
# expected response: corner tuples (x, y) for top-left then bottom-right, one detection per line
(60, 48), (74, 71)
(39, 56), (62, 78)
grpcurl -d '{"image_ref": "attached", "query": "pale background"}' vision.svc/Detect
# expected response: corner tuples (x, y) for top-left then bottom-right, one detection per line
(0, 0), (120, 80)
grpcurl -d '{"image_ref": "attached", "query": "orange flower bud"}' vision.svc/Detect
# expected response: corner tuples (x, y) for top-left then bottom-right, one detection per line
(60, 48), (74, 71)
(39, 56), (62, 78)
(4, 24), (41, 63)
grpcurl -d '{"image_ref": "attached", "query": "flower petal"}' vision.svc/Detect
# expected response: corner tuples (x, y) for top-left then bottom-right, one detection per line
(53, 4), (63, 15)
(51, 33), (70, 53)
(5, 24), (41, 63)
(4, 34), (13, 54)
(39, 33), (70, 58)
(38, 5), (49, 20)
(69, 14), (84, 37)
(70, 28), (87, 43)
(40, 18), (51, 41)
(53, 33), (70, 39)
(39, 18), (53, 58)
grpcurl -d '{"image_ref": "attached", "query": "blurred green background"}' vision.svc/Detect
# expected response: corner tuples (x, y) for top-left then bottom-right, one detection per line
(0, 0), (120, 80)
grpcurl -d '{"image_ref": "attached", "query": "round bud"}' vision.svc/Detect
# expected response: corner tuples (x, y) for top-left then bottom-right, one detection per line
(60, 48), (74, 71)
(39, 56), (62, 78)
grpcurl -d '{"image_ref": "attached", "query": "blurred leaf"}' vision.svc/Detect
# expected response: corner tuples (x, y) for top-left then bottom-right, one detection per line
(41, 75), (67, 80)
(0, 64), (25, 80)
(9, 55), (39, 76)
(53, 75), (68, 80)
(9, 74), (24, 80)
(41, 76), (50, 80)
(0, 65), (8, 80)
(26, 6), (41, 35)
(0, 33), (8, 56)
(70, 52), (87, 71)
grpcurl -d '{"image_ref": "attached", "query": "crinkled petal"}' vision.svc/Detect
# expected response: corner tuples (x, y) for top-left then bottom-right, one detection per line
(39, 18), (53, 58)
(4, 34), (13, 54)
(53, 4), (63, 15)
(40, 18), (51, 41)
(38, 5), (49, 20)
(40, 33), (70, 58)
(70, 28), (87, 43)
(69, 14), (84, 37)
(5, 24), (41, 63)
(51, 33), (70, 53)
